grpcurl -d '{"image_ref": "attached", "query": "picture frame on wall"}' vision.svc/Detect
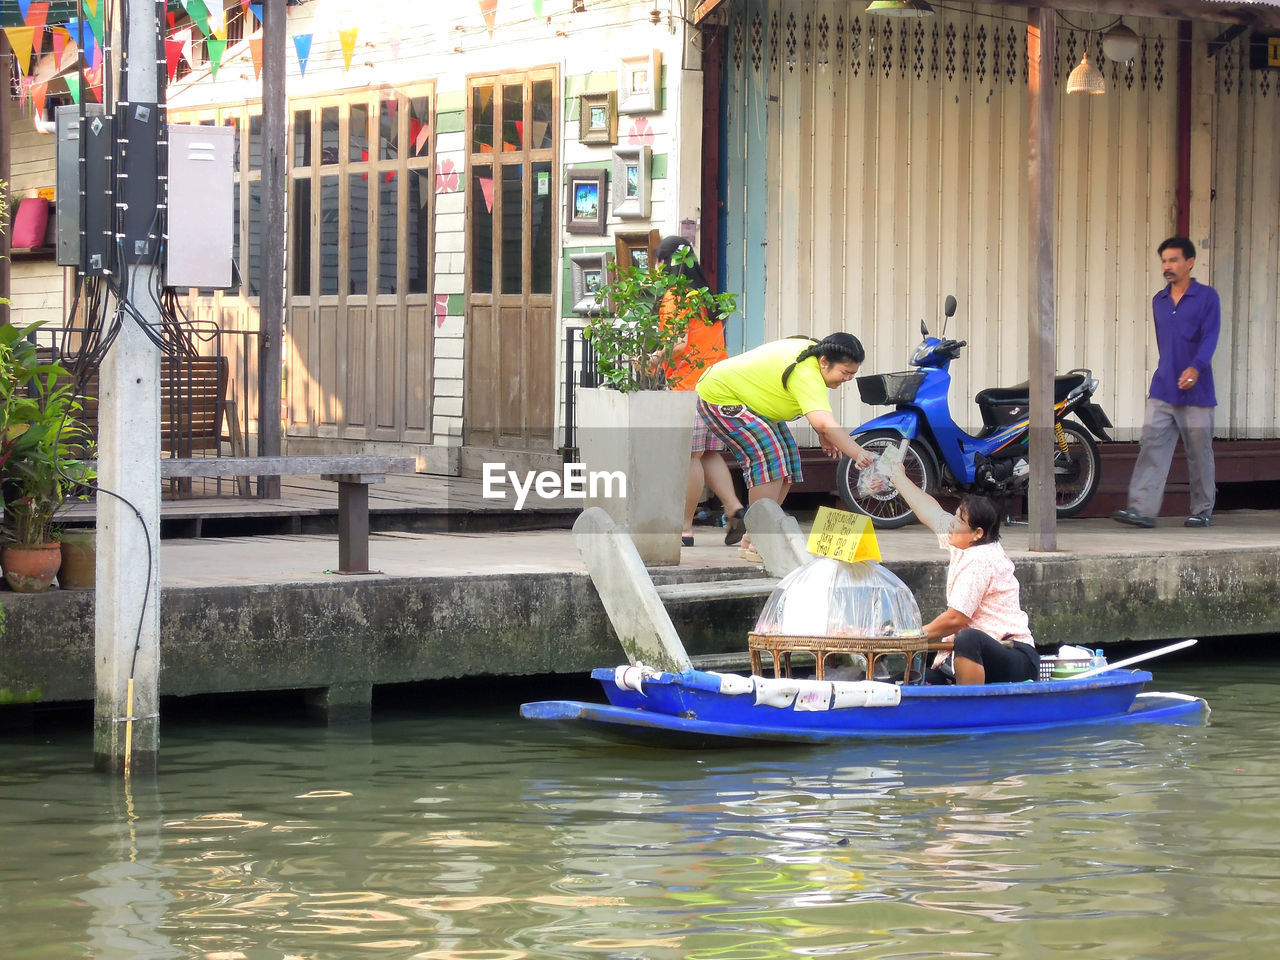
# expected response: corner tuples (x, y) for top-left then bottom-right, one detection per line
(578, 91), (617, 145)
(566, 169), (608, 235)
(618, 50), (662, 114)
(611, 146), (651, 219)
(615, 229), (659, 272)
(570, 252), (613, 315)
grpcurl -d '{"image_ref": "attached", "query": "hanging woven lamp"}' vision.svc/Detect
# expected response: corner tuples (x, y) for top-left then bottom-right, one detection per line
(1066, 48), (1106, 95)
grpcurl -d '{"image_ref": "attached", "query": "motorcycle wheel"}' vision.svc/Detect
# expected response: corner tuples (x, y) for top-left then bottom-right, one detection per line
(837, 431), (938, 529)
(1053, 420), (1101, 517)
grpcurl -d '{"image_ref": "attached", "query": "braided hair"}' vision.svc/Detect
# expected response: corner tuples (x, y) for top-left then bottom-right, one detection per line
(781, 332), (865, 388)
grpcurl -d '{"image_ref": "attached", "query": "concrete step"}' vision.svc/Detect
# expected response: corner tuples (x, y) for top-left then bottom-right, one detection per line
(689, 651), (754, 671)
(655, 577), (779, 602)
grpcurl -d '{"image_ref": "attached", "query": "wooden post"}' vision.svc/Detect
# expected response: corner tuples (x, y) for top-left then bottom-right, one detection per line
(1027, 8), (1057, 552)
(258, 0), (286, 496)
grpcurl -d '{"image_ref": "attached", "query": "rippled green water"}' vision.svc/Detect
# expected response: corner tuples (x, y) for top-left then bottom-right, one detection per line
(1, 655), (1276, 959)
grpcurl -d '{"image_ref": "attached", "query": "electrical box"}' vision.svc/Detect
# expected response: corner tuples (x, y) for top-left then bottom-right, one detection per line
(165, 124), (235, 289)
(54, 103), (104, 267)
(117, 101), (161, 260)
(82, 112), (115, 274)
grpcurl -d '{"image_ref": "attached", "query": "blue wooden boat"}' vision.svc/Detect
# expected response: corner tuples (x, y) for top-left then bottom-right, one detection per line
(520, 666), (1208, 747)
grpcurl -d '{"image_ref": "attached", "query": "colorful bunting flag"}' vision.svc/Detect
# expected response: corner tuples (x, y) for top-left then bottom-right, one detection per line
(27, 3), (49, 55)
(84, 62), (103, 102)
(17, 0), (32, 20)
(248, 36), (262, 79)
(64, 19), (96, 73)
(206, 37), (227, 79)
(31, 79), (48, 117)
(174, 27), (195, 70)
(165, 37), (183, 81)
(339, 27), (358, 72)
(249, 2), (263, 25)
(389, 24), (401, 60)
(64, 72), (80, 103)
(184, 0), (212, 39)
(478, 175), (494, 213)
(293, 33), (312, 76)
(478, 0), (497, 36)
(533, 0), (543, 15)
(3, 27), (36, 77)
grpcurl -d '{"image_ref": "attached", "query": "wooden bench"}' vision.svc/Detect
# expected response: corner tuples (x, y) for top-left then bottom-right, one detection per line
(159, 455), (418, 574)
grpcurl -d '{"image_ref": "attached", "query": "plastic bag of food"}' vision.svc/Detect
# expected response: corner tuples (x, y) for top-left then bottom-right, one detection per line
(856, 442), (905, 498)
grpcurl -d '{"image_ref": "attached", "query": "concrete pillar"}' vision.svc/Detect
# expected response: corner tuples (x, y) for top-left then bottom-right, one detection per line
(305, 682), (373, 725)
(94, 0), (162, 775)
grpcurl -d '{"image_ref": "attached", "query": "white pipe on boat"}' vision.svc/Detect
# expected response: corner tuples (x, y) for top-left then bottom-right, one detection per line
(1072, 638), (1198, 679)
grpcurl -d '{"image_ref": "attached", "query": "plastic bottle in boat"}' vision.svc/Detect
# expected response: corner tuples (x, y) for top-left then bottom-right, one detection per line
(1091, 648), (1107, 670)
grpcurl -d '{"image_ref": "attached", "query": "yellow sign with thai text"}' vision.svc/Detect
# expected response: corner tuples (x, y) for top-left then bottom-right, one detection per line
(807, 506), (881, 563)
(1271, 36), (1280, 67)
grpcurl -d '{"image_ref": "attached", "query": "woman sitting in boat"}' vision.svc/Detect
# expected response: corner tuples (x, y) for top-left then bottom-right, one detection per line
(885, 457), (1040, 685)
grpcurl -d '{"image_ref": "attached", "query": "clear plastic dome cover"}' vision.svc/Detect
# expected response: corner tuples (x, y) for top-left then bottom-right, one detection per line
(753, 557), (924, 638)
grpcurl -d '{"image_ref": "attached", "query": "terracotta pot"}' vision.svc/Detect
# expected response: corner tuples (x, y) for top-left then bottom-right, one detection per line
(58, 530), (96, 590)
(2, 542), (64, 593)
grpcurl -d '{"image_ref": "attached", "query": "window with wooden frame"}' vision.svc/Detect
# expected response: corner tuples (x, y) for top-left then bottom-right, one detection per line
(288, 85), (435, 300)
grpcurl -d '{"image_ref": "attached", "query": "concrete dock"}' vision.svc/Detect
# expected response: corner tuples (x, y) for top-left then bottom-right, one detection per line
(2, 505), (1278, 716)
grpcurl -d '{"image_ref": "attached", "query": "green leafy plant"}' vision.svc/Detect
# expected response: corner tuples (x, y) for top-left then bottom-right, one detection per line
(585, 246), (737, 393)
(0, 322), (96, 546)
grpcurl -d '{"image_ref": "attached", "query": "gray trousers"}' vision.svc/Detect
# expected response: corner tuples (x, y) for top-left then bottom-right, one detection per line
(1127, 398), (1216, 518)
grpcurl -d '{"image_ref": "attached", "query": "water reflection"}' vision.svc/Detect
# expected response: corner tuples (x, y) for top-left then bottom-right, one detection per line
(3, 660), (1276, 959)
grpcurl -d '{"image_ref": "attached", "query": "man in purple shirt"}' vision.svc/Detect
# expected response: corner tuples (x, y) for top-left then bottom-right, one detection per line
(1113, 237), (1220, 529)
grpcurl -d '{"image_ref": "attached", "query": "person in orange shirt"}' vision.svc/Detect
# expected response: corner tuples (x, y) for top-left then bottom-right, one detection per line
(652, 236), (745, 548)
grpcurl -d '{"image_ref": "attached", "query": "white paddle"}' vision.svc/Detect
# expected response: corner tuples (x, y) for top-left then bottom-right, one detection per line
(1069, 638), (1198, 680)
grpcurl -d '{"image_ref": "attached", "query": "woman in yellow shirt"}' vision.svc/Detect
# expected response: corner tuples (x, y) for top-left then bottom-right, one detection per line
(695, 334), (874, 552)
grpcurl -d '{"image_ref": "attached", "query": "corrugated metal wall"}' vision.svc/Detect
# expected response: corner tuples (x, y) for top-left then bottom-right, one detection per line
(1212, 32), (1280, 439)
(720, 1), (1183, 438)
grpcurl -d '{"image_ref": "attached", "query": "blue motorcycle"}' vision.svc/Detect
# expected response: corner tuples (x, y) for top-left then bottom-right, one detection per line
(838, 295), (1113, 528)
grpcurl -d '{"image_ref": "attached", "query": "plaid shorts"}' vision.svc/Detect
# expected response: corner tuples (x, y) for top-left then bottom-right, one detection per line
(691, 408), (726, 453)
(696, 398), (803, 487)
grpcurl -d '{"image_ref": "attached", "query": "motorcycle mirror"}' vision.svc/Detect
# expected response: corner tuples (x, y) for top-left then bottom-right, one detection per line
(944, 294), (957, 317)
(919, 318), (929, 337)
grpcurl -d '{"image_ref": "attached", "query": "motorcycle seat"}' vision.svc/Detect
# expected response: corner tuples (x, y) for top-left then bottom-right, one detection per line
(976, 372), (1087, 408)
(975, 372), (1088, 426)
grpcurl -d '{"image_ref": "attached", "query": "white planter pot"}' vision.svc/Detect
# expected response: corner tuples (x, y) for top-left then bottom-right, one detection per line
(575, 387), (696, 566)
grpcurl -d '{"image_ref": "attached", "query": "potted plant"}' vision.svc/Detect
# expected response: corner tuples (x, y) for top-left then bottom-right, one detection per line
(577, 247), (736, 565)
(0, 321), (96, 592)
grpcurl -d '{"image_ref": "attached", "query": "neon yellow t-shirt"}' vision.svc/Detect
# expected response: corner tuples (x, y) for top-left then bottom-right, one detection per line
(695, 338), (831, 422)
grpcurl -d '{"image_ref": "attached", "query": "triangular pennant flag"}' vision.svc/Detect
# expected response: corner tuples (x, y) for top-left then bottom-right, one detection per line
(479, 175), (495, 214)
(389, 24), (401, 60)
(18, 0), (32, 20)
(3, 28), (36, 77)
(31, 79), (48, 117)
(83, 0), (98, 17)
(338, 27), (358, 72)
(168, 11), (176, 29)
(185, 0), (212, 38)
(532, 0), (543, 16)
(64, 72), (80, 103)
(84, 63), (103, 102)
(293, 33), (312, 76)
(27, 3), (49, 55)
(248, 3), (263, 25)
(65, 19), (96, 73)
(478, 0), (497, 36)
(86, 5), (106, 63)
(165, 37), (183, 81)
(206, 37), (227, 79)
(175, 27), (194, 69)
(248, 36), (262, 79)
(52, 26), (65, 66)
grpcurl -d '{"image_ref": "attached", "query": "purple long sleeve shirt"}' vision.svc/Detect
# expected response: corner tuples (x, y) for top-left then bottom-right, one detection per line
(1149, 279), (1220, 408)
